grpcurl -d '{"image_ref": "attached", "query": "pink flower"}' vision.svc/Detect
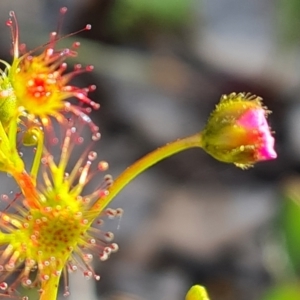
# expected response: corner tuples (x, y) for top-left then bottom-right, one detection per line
(236, 108), (277, 161)
(201, 93), (277, 169)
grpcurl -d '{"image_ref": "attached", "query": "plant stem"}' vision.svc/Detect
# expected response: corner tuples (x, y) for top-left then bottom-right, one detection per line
(91, 132), (203, 214)
(30, 127), (44, 185)
(40, 274), (60, 300)
(13, 171), (40, 209)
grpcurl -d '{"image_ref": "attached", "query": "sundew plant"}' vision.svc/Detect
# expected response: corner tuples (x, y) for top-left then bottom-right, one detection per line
(0, 8), (277, 300)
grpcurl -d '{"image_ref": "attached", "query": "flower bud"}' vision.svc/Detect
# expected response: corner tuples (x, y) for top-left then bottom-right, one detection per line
(185, 285), (210, 300)
(0, 72), (17, 127)
(201, 93), (277, 169)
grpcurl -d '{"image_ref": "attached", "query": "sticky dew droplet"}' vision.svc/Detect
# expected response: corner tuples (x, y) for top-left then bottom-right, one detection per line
(63, 290), (70, 297)
(99, 190), (109, 198)
(22, 278), (32, 287)
(98, 161), (109, 171)
(72, 41), (80, 48)
(104, 247), (112, 255)
(83, 270), (92, 279)
(105, 232), (114, 241)
(0, 282), (8, 290)
(83, 253), (93, 262)
(92, 132), (101, 141)
(99, 252), (108, 261)
(51, 137), (59, 145)
(110, 243), (119, 253)
(69, 265), (77, 272)
(76, 136), (84, 144)
(116, 208), (124, 217)
(86, 65), (94, 72)
(105, 208), (116, 219)
(60, 7), (68, 14)
(1, 194), (8, 201)
(88, 151), (97, 161)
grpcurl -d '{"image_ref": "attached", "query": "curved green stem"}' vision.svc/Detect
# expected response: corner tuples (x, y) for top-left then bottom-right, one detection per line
(30, 127), (44, 185)
(90, 132), (203, 215)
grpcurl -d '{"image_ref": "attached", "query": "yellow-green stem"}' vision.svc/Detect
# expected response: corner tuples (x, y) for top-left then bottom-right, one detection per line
(40, 274), (60, 300)
(90, 132), (203, 215)
(31, 127), (44, 184)
(8, 115), (18, 152)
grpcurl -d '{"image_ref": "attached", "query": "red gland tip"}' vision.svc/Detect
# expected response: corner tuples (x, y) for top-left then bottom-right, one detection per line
(86, 65), (94, 72)
(60, 7), (68, 14)
(88, 85), (96, 92)
(85, 24), (92, 30)
(72, 41), (81, 48)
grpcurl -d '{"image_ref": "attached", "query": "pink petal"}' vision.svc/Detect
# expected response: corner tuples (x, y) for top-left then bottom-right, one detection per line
(238, 108), (277, 161)
(237, 108), (266, 129)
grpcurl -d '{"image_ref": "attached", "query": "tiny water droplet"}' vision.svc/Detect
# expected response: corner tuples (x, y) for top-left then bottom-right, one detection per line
(73, 41), (80, 48)
(74, 64), (82, 71)
(110, 243), (119, 253)
(23, 222), (29, 228)
(63, 290), (70, 297)
(116, 208), (124, 217)
(81, 219), (88, 225)
(99, 190), (109, 198)
(99, 252), (108, 261)
(98, 161), (109, 171)
(0, 282), (8, 290)
(104, 247), (112, 255)
(88, 151), (97, 161)
(86, 65), (94, 72)
(83, 270), (92, 279)
(76, 136), (84, 144)
(105, 232), (114, 241)
(70, 265), (77, 272)
(83, 253), (93, 262)
(1, 194), (8, 201)
(22, 278), (32, 287)
(92, 132), (101, 141)
(88, 238), (96, 245)
(82, 197), (90, 204)
(51, 137), (58, 145)
(60, 7), (68, 14)
(96, 219), (104, 226)
(105, 208), (116, 218)
(104, 175), (113, 183)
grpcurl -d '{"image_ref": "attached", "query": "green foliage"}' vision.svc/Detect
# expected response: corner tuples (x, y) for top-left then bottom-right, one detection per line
(281, 194), (300, 271)
(262, 284), (300, 300)
(277, 0), (300, 45)
(110, 0), (193, 36)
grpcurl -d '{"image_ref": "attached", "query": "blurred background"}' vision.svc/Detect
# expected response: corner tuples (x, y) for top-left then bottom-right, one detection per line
(0, 0), (300, 299)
